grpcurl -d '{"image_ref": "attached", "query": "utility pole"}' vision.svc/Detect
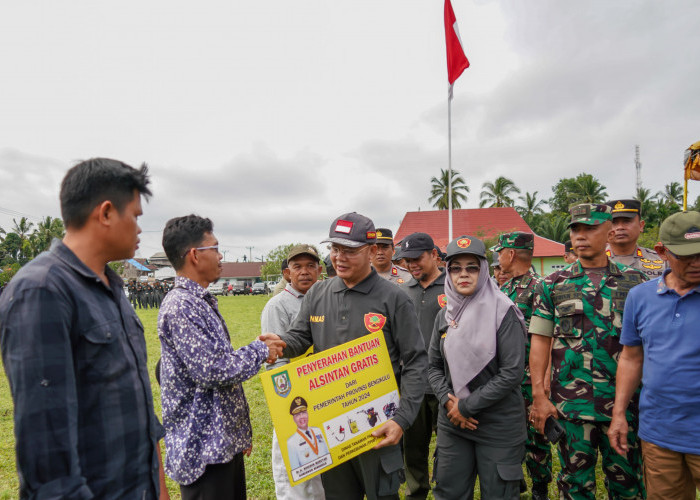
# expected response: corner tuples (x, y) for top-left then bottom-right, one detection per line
(246, 246), (254, 262)
(635, 145), (642, 192)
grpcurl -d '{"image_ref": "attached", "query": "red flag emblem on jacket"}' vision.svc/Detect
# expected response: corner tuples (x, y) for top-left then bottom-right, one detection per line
(437, 294), (447, 308)
(364, 313), (387, 333)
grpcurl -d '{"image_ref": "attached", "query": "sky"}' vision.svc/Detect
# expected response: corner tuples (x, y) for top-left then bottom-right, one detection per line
(1, 0), (698, 262)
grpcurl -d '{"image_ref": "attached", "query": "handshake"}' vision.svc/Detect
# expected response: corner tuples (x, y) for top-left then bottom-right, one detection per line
(257, 333), (287, 364)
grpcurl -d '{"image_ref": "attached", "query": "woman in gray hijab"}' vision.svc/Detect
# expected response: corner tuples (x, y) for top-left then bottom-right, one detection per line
(428, 235), (527, 500)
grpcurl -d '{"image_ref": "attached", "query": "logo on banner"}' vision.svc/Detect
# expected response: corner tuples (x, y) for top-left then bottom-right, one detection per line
(456, 238), (471, 248)
(437, 294), (447, 308)
(364, 313), (387, 333)
(273, 370), (292, 397)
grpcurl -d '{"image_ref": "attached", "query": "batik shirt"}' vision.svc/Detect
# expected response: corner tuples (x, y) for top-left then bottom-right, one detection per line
(158, 276), (269, 485)
(529, 260), (646, 422)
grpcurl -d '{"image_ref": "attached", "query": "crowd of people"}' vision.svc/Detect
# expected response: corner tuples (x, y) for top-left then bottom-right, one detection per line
(128, 279), (172, 309)
(0, 157), (699, 500)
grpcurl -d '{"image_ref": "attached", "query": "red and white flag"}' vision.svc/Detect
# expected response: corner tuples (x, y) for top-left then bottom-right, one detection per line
(334, 220), (353, 234)
(444, 0), (470, 98)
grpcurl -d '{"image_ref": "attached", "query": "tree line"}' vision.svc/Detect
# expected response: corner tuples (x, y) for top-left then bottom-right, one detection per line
(429, 170), (699, 244)
(0, 216), (65, 284)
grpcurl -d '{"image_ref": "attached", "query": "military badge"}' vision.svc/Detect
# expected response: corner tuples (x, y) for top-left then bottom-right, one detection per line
(456, 237), (471, 248)
(614, 201), (625, 210)
(397, 278), (405, 284)
(391, 267), (398, 276)
(272, 370), (292, 398)
(437, 294), (447, 308)
(366, 231), (376, 239)
(364, 313), (387, 333)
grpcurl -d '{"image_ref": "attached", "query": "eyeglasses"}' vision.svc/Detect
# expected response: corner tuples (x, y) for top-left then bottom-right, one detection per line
(666, 249), (700, 263)
(329, 245), (367, 257)
(182, 245), (219, 259)
(447, 264), (480, 275)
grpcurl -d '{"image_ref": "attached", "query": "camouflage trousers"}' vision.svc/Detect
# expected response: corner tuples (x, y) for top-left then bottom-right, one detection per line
(522, 384), (553, 486)
(556, 419), (645, 500)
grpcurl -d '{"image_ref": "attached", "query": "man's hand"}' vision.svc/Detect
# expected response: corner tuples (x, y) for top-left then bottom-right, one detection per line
(530, 394), (558, 434)
(371, 420), (403, 449)
(243, 445), (253, 457)
(608, 414), (630, 456)
(258, 333), (286, 363)
(446, 394), (478, 430)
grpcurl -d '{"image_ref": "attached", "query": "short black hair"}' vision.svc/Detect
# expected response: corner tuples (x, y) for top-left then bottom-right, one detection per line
(60, 158), (152, 229)
(162, 215), (214, 270)
(281, 259), (289, 271)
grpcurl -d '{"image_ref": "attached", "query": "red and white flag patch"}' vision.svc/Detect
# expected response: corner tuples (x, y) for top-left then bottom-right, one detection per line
(335, 220), (353, 234)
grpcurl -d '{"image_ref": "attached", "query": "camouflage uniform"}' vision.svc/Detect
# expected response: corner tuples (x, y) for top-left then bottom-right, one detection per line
(501, 269), (551, 487)
(530, 258), (647, 500)
(494, 231), (552, 491)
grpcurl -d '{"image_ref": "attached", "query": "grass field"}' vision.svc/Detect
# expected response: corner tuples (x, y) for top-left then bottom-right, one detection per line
(1, 294), (624, 499)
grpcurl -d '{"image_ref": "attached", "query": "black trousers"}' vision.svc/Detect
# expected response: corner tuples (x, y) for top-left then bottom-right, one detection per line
(180, 453), (246, 500)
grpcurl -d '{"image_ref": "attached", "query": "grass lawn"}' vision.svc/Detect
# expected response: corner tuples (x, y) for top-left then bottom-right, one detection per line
(2, 294), (623, 499)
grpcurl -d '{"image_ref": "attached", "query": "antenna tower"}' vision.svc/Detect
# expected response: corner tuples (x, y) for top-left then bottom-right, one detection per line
(635, 145), (642, 192)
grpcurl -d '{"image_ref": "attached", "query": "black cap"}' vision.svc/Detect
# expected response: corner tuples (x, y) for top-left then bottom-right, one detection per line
(290, 396), (308, 415)
(375, 228), (394, 245)
(401, 232), (435, 259)
(606, 199), (641, 219)
(322, 212), (377, 248)
(445, 235), (486, 261)
(434, 245), (446, 261)
(564, 240), (573, 253)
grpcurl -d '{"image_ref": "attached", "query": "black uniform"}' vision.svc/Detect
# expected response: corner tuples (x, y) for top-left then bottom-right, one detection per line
(280, 270), (428, 500)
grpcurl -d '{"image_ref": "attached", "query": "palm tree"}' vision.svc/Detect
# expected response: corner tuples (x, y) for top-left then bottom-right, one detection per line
(479, 176), (521, 208)
(659, 182), (683, 206)
(12, 217), (34, 261)
(516, 191), (546, 220)
(429, 169), (470, 210)
(33, 216), (65, 255)
(634, 187), (656, 220)
(536, 213), (570, 243)
(572, 175), (607, 204)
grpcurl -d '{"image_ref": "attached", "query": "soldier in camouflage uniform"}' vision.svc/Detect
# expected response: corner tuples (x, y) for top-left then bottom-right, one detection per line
(493, 231), (551, 500)
(606, 199), (666, 279)
(528, 204), (647, 500)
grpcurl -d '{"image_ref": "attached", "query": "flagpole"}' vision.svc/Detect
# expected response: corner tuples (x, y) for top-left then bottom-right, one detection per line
(448, 87), (453, 241)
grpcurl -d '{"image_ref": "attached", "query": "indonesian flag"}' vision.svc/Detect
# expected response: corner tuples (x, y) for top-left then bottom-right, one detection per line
(334, 220), (353, 234)
(444, 0), (470, 98)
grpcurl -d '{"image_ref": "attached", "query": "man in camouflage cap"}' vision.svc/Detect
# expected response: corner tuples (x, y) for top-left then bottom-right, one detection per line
(371, 228), (411, 284)
(606, 199), (665, 279)
(528, 204), (647, 499)
(493, 232), (551, 499)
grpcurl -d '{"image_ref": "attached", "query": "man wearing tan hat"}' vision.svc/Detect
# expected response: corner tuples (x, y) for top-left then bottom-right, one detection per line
(371, 227), (411, 284)
(609, 211), (700, 499)
(261, 244), (324, 499)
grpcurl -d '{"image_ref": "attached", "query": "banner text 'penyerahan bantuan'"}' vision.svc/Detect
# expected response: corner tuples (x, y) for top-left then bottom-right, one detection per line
(260, 332), (399, 486)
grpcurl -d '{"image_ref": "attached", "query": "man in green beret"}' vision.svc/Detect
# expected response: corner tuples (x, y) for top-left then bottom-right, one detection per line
(528, 204), (647, 500)
(494, 232), (550, 499)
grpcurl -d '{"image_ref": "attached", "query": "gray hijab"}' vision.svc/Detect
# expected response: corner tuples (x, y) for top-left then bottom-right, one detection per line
(443, 256), (524, 398)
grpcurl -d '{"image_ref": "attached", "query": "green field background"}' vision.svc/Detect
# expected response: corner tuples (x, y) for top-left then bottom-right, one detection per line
(1, 294), (624, 499)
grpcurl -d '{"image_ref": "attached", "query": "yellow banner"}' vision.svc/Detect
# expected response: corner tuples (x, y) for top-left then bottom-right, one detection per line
(260, 331), (400, 485)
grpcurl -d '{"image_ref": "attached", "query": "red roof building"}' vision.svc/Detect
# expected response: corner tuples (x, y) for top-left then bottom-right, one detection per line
(220, 262), (265, 284)
(394, 208), (566, 276)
